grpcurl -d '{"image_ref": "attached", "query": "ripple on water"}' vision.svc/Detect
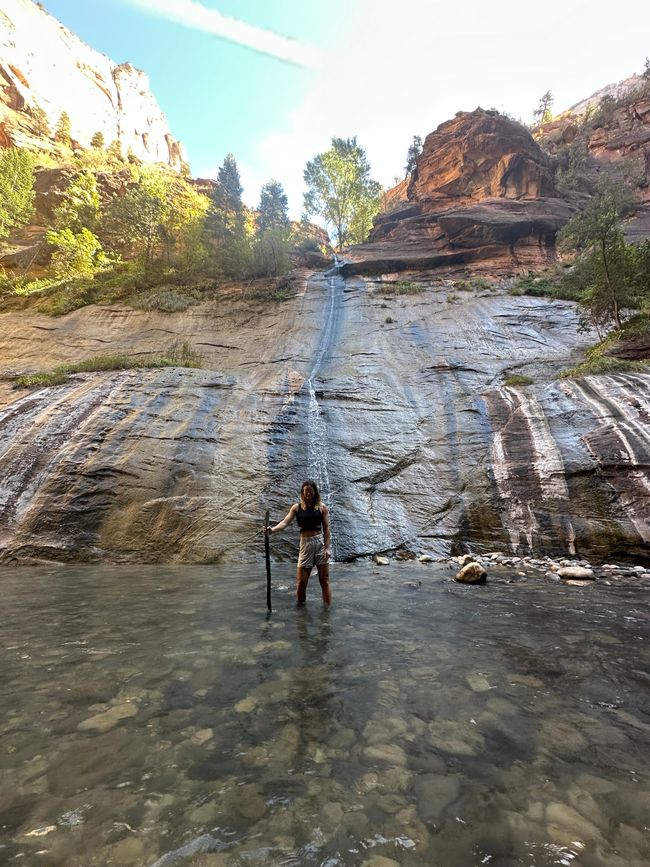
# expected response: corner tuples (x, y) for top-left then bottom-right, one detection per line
(0, 563), (648, 866)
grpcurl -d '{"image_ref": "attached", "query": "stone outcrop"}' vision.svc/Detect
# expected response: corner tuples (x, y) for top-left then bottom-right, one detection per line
(0, 273), (648, 565)
(0, 0), (185, 168)
(348, 110), (576, 276)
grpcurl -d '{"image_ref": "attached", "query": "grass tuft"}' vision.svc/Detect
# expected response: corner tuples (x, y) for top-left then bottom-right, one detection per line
(13, 343), (202, 390)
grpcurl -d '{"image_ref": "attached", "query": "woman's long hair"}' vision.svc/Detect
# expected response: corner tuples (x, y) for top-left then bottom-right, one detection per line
(299, 479), (322, 511)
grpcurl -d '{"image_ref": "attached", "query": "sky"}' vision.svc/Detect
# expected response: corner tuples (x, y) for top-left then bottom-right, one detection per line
(43, 0), (650, 219)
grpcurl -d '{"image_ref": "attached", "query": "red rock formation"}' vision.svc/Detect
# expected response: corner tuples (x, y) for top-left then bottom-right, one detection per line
(347, 109), (573, 276)
(409, 109), (558, 205)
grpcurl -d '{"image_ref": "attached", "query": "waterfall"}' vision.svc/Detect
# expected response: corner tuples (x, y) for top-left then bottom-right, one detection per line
(305, 259), (341, 559)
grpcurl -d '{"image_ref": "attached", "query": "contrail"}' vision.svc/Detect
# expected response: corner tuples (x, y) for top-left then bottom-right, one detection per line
(123, 0), (325, 69)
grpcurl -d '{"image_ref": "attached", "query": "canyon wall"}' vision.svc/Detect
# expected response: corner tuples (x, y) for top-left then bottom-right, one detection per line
(0, 0), (185, 168)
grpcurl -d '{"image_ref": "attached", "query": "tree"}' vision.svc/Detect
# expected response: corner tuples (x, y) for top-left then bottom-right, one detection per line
(214, 153), (244, 215)
(106, 167), (172, 268)
(53, 172), (101, 233)
(257, 180), (290, 234)
(29, 103), (50, 138)
(47, 227), (109, 279)
(105, 167), (210, 272)
(533, 91), (553, 125)
(0, 148), (35, 240)
(303, 137), (382, 250)
(54, 111), (72, 147)
(643, 57), (650, 81)
(558, 180), (637, 331)
(404, 135), (423, 178)
(90, 131), (105, 150)
(47, 171), (107, 279)
(207, 154), (252, 277)
(107, 139), (123, 162)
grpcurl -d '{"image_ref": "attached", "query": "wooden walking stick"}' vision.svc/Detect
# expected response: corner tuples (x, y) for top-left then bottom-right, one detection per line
(264, 509), (272, 613)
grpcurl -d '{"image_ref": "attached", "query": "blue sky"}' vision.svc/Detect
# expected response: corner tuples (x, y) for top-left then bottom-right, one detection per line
(42, 0), (650, 218)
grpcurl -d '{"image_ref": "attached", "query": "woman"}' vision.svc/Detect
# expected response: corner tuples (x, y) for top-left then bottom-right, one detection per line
(265, 480), (332, 606)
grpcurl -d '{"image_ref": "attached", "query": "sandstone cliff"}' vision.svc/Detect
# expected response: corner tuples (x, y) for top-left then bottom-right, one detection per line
(0, 273), (648, 565)
(346, 109), (576, 276)
(0, 0), (185, 168)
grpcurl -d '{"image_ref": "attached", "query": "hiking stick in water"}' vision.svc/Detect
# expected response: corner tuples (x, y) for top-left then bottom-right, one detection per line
(264, 509), (272, 612)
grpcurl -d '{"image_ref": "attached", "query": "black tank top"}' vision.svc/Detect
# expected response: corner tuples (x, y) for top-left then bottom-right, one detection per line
(296, 505), (323, 532)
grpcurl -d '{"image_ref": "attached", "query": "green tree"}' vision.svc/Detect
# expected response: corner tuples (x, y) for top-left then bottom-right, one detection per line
(106, 167), (210, 272)
(213, 153), (244, 215)
(90, 131), (105, 149)
(404, 135), (423, 178)
(0, 148), (35, 240)
(533, 91), (553, 125)
(207, 154), (252, 277)
(257, 180), (290, 234)
(47, 172), (108, 279)
(47, 227), (109, 279)
(303, 137), (382, 250)
(53, 172), (101, 233)
(106, 167), (172, 268)
(29, 103), (51, 138)
(54, 111), (72, 147)
(643, 57), (650, 81)
(107, 139), (123, 162)
(559, 180), (637, 330)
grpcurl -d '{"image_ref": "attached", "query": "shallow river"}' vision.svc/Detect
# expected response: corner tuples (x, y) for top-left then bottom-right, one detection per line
(0, 564), (648, 867)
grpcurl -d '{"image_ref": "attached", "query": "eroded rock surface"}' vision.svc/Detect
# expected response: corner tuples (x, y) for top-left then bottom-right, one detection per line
(347, 110), (576, 276)
(0, 269), (648, 564)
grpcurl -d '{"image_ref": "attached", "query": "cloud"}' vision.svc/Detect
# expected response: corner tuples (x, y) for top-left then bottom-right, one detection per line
(230, 0), (650, 221)
(123, 0), (326, 69)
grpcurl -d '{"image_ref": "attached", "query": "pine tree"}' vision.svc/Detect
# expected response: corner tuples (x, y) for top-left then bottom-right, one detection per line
(29, 103), (51, 138)
(54, 111), (72, 147)
(533, 91), (554, 125)
(257, 180), (290, 234)
(214, 153), (244, 214)
(404, 135), (423, 178)
(90, 131), (105, 150)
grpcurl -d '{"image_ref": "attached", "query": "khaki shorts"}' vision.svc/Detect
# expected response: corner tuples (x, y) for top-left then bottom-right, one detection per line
(297, 535), (326, 571)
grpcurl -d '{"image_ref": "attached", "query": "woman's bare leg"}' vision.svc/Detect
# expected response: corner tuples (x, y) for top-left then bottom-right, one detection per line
(317, 563), (331, 606)
(296, 566), (311, 605)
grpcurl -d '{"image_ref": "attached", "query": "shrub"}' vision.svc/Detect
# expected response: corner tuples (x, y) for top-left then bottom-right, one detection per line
(504, 374), (534, 387)
(128, 285), (204, 313)
(380, 280), (424, 295)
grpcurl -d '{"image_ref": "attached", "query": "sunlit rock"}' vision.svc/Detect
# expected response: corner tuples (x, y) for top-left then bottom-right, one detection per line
(455, 563), (487, 584)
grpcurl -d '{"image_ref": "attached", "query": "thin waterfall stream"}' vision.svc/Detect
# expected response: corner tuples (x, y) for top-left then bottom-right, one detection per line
(306, 257), (343, 559)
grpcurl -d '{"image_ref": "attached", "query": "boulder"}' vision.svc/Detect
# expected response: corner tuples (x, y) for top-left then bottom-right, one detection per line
(455, 562), (487, 584)
(457, 553), (478, 567)
(558, 566), (595, 580)
(373, 555), (390, 566)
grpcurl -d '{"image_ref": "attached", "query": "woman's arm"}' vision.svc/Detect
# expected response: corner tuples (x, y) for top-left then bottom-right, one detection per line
(267, 504), (297, 535)
(322, 505), (331, 560)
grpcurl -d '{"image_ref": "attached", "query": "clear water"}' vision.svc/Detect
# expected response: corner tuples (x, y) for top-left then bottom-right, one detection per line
(0, 564), (648, 867)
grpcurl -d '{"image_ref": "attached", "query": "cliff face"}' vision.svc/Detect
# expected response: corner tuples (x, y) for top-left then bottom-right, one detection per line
(347, 110), (574, 276)
(0, 276), (648, 565)
(0, 0), (185, 168)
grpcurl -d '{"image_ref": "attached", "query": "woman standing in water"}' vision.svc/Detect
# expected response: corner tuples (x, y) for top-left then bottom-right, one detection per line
(265, 480), (331, 606)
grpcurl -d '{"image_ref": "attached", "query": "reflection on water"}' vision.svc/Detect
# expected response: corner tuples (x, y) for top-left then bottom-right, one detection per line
(0, 564), (648, 867)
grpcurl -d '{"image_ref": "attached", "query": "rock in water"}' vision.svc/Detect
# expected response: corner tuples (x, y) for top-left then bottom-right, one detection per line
(455, 563), (487, 584)
(558, 566), (594, 580)
(373, 555), (390, 566)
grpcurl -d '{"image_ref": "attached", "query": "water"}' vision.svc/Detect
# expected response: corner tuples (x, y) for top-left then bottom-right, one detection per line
(306, 262), (344, 558)
(0, 564), (648, 866)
